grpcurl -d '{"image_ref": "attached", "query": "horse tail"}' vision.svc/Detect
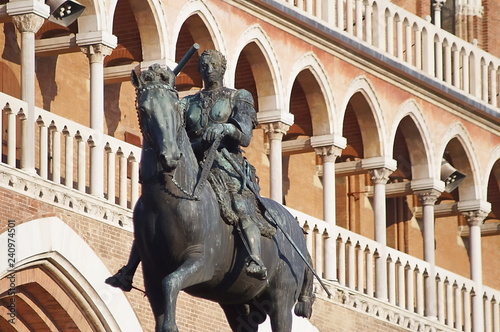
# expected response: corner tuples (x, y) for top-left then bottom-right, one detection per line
(294, 251), (315, 318)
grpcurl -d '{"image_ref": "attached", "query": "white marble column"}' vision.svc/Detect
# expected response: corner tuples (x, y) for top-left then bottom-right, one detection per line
(460, 206), (490, 332)
(7, 2), (49, 173)
(363, 157), (396, 301)
(415, 188), (441, 319)
(80, 44), (113, 197)
(312, 137), (344, 280)
(369, 167), (392, 301)
(261, 122), (290, 203)
(432, 0), (446, 28)
(368, 167), (392, 245)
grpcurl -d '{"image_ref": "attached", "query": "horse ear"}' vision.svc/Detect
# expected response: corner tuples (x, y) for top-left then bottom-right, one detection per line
(131, 69), (142, 89)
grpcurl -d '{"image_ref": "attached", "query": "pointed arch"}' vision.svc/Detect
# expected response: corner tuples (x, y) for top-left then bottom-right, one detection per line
(340, 76), (387, 157)
(230, 24), (283, 113)
(484, 146), (500, 199)
(437, 122), (482, 200)
(124, 0), (170, 62)
(287, 52), (336, 136)
(390, 99), (435, 179)
(0, 217), (141, 332)
(171, 1), (226, 66)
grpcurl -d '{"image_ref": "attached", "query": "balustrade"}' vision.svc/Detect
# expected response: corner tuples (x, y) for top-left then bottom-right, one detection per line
(0, 93), (141, 210)
(273, 0), (500, 113)
(288, 205), (499, 331)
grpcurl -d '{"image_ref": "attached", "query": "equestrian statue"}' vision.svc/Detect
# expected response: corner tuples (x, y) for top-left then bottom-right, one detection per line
(106, 47), (317, 332)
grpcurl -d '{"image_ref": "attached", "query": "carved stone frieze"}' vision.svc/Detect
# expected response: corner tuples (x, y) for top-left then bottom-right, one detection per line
(0, 165), (133, 231)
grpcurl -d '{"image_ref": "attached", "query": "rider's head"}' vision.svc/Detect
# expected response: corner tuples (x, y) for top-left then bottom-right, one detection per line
(198, 50), (226, 86)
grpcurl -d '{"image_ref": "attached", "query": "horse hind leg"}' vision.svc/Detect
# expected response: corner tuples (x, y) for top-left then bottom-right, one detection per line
(294, 251), (315, 319)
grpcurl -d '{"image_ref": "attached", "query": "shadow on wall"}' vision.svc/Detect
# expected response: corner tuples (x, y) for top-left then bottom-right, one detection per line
(36, 56), (58, 111)
(104, 83), (122, 136)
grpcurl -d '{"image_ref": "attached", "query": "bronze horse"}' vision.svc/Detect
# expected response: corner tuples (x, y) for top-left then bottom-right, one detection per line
(131, 67), (314, 332)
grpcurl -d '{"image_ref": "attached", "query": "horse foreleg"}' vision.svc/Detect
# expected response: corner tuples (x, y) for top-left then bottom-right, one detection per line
(160, 255), (213, 332)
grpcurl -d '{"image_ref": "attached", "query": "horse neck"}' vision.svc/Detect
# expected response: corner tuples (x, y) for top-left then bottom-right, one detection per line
(139, 128), (201, 196)
(172, 128), (200, 187)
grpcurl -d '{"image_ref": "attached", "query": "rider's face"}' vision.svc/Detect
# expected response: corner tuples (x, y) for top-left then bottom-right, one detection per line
(199, 55), (224, 85)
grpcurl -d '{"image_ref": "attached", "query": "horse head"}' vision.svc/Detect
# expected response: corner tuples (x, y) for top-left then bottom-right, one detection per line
(132, 64), (182, 172)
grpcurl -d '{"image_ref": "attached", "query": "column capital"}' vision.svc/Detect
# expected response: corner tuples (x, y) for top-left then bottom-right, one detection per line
(458, 200), (491, 226)
(368, 167), (393, 185)
(11, 13), (46, 33)
(462, 210), (488, 227)
(432, 0), (446, 10)
(261, 122), (290, 139)
(314, 145), (342, 162)
(415, 189), (441, 206)
(81, 44), (113, 63)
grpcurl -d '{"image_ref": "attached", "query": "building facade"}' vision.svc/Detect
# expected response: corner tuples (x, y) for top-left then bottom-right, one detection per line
(0, 0), (499, 331)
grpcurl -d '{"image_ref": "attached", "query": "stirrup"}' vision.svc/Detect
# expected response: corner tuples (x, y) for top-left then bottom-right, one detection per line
(105, 267), (133, 292)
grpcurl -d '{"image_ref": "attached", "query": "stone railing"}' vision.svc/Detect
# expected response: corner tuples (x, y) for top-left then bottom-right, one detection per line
(268, 0), (500, 113)
(289, 207), (500, 332)
(1, 92), (141, 210)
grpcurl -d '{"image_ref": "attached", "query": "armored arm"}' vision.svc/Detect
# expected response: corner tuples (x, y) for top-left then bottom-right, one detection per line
(224, 89), (257, 147)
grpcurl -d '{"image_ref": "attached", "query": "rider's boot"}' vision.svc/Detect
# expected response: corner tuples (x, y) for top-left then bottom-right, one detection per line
(241, 216), (267, 280)
(105, 242), (141, 292)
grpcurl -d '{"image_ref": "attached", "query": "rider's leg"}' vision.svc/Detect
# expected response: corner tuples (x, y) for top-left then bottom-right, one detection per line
(240, 216), (267, 280)
(105, 241), (141, 291)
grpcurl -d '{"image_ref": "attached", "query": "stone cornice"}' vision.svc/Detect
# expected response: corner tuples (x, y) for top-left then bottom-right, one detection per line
(257, 109), (294, 126)
(6, 0), (49, 18)
(76, 30), (118, 49)
(0, 164), (133, 232)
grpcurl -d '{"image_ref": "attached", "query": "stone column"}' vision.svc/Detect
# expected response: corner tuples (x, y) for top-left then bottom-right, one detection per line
(261, 122), (289, 203)
(258, 110), (293, 203)
(367, 167), (392, 245)
(459, 201), (490, 332)
(363, 157), (396, 301)
(432, 0), (446, 28)
(311, 134), (345, 280)
(415, 188), (441, 319)
(7, 2), (49, 173)
(80, 44), (113, 197)
(81, 44), (113, 132)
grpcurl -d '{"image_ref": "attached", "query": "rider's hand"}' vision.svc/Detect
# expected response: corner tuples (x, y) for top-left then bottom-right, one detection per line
(203, 123), (229, 142)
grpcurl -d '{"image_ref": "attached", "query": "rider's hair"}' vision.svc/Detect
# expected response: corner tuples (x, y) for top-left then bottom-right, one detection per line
(198, 49), (227, 75)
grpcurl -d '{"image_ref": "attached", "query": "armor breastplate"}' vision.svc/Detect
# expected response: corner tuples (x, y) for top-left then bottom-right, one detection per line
(185, 89), (234, 138)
